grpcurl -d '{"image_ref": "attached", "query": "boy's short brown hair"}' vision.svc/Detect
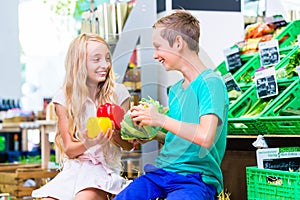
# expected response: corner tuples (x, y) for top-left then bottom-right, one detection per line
(153, 9), (200, 53)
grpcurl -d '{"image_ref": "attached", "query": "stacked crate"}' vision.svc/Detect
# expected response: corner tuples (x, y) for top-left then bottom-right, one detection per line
(0, 163), (58, 200)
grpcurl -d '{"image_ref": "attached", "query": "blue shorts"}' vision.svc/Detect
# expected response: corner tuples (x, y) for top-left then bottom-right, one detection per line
(115, 164), (217, 200)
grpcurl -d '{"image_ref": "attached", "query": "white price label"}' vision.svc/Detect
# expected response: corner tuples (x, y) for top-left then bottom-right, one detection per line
(298, 35), (300, 47)
(259, 40), (280, 67)
(296, 66), (300, 77)
(254, 67), (278, 99)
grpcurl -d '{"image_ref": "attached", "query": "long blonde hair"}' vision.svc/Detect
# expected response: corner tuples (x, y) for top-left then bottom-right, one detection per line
(55, 33), (119, 164)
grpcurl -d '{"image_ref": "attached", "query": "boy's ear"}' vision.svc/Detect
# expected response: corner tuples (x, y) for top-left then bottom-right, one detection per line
(175, 35), (183, 48)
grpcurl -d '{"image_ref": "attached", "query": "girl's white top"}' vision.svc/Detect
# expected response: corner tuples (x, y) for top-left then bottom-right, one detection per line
(32, 83), (131, 199)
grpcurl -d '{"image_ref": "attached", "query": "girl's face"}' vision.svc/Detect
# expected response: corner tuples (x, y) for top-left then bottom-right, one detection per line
(86, 41), (111, 85)
(152, 28), (179, 71)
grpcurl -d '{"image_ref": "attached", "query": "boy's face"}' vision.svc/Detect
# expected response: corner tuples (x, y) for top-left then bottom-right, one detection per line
(152, 28), (180, 71)
(86, 41), (111, 86)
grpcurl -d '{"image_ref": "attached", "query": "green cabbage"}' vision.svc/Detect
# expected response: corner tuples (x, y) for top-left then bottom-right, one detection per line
(120, 96), (168, 140)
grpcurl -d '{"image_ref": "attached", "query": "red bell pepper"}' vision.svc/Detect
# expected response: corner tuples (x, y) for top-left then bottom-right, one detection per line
(97, 103), (125, 130)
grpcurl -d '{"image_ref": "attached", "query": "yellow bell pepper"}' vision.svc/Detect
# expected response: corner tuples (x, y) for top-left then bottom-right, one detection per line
(86, 117), (112, 138)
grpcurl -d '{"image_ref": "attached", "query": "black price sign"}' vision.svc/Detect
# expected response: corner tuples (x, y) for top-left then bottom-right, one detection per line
(259, 40), (280, 67)
(265, 14), (287, 28)
(224, 46), (242, 72)
(223, 73), (241, 92)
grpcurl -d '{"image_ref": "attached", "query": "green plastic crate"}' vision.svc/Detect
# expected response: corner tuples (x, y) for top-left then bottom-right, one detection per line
(275, 19), (300, 48)
(227, 117), (260, 135)
(214, 53), (256, 76)
(246, 166), (300, 200)
(257, 79), (300, 135)
(227, 80), (294, 135)
(261, 79), (300, 117)
(274, 45), (299, 71)
(258, 116), (300, 135)
(228, 80), (293, 118)
(233, 46), (294, 88)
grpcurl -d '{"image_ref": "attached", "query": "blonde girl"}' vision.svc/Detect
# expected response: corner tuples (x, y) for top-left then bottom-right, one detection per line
(32, 33), (133, 200)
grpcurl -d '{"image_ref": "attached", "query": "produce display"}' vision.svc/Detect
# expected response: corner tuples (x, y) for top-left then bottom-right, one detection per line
(282, 49), (300, 78)
(120, 97), (168, 140)
(219, 19), (300, 135)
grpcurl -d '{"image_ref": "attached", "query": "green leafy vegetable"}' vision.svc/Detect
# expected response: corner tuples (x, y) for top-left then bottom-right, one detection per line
(121, 96), (168, 140)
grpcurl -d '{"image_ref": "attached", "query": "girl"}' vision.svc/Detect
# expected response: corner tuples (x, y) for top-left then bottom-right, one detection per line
(32, 33), (133, 200)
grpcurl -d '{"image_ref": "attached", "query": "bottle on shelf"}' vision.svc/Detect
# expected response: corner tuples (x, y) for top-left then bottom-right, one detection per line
(13, 134), (19, 151)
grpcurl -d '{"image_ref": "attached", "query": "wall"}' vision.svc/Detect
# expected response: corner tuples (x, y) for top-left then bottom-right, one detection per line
(0, 1), (21, 99)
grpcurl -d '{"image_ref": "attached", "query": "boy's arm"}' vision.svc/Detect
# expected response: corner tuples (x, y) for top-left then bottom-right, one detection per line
(162, 114), (219, 148)
(154, 131), (166, 145)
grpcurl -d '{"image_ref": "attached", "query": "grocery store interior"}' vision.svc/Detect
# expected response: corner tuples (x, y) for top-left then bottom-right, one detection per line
(0, 0), (300, 199)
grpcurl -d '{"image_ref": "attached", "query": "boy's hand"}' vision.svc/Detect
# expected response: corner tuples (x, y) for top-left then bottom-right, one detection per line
(130, 102), (164, 127)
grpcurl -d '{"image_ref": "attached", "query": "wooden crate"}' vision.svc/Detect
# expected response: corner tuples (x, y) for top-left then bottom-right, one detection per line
(0, 163), (58, 200)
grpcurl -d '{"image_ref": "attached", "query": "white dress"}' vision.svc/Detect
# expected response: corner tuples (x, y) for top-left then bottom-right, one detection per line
(32, 83), (131, 199)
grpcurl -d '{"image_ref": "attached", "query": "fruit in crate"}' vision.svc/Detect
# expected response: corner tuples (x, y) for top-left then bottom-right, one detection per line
(86, 117), (112, 138)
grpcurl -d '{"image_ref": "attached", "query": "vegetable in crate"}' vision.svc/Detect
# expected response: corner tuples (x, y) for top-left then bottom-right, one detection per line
(285, 49), (300, 78)
(97, 103), (125, 130)
(120, 96), (168, 140)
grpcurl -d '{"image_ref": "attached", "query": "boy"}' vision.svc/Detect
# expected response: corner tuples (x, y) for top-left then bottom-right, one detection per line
(115, 10), (229, 200)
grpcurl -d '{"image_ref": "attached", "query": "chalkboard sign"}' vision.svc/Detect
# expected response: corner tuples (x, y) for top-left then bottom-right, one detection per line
(223, 73), (241, 92)
(263, 157), (300, 171)
(224, 46), (242, 72)
(265, 15), (287, 28)
(259, 40), (280, 67)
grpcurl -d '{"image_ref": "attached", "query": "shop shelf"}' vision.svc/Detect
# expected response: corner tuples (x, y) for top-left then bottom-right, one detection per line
(275, 19), (300, 48)
(246, 166), (300, 200)
(233, 46), (294, 88)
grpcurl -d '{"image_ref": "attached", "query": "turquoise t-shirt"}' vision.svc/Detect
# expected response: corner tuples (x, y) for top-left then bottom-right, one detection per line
(155, 69), (229, 194)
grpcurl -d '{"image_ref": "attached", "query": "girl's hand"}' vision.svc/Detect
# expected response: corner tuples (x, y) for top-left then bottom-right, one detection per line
(81, 128), (113, 149)
(130, 102), (165, 128)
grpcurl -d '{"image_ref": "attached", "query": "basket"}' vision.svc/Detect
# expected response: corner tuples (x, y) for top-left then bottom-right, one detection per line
(275, 19), (300, 48)
(0, 163), (58, 199)
(246, 166), (300, 199)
